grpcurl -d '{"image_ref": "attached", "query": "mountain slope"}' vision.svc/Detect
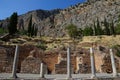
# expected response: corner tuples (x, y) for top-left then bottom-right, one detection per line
(1, 0), (120, 37)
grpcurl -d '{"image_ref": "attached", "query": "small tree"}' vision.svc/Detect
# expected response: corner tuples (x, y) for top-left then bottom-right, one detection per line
(66, 24), (82, 50)
(8, 12), (18, 35)
(66, 24), (78, 39)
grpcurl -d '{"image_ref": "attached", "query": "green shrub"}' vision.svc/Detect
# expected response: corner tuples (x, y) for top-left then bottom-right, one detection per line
(0, 28), (8, 34)
(36, 43), (47, 50)
(18, 30), (28, 35)
(66, 24), (82, 39)
(66, 24), (78, 38)
(83, 27), (93, 36)
(115, 23), (120, 35)
(0, 28), (5, 34)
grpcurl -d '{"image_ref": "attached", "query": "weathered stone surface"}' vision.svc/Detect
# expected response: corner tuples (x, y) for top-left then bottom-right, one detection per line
(54, 52), (75, 74)
(20, 57), (41, 74)
(94, 46), (120, 73)
(0, 44), (120, 74)
(75, 48), (91, 73)
(0, 46), (14, 73)
(0, 45), (36, 73)
(1, 0), (120, 37)
(20, 52), (41, 74)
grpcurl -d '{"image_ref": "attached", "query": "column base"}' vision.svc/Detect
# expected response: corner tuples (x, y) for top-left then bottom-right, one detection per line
(113, 73), (119, 77)
(66, 78), (73, 80)
(40, 76), (44, 78)
(91, 74), (96, 79)
(11, 74), (18, 79)
(66, 76), (72, 79)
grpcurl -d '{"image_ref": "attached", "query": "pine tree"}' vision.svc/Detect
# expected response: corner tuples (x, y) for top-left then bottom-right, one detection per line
(115, 15), (120, 35)
(0, 23), (3, 28)
(31, 24), (35, 37)
(27, 16), (38, 37)
(89, 27), (94, 36)
(28, 15), (32, 36)
(93, 21), (97, 36)
(77, 28), (83, 39)
(8, 12), (18, 35)
(115, 24), (120, 35)
(110, 20), (116, 36)
(104, 18), (110, 35)
(34, 27), (38, 36)
(96, 18), (103, 35)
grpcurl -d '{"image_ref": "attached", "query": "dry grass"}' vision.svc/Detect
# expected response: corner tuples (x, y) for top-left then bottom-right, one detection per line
(83, 35), (120, 47)
(2, 35), (120, 49)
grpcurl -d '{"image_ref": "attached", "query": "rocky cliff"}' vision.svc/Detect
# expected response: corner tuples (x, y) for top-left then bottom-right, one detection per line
(0, 0), (120, 37)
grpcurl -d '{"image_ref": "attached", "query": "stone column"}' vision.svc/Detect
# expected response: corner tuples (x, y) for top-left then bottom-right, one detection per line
(40, 63), (44, 78)
(110, 49), (118, 77)
(11, 45), (19, 78)
(90, 47), (96, 78)
(67, 47), (72, 79)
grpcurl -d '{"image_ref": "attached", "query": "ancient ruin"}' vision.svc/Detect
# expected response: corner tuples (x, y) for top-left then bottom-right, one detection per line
(0, 44), (120, 75)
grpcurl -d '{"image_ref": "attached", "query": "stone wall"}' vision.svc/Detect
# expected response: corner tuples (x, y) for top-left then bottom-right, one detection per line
(42, 51), (58, 73)
(54, 52), (75, 74)
(0, 48), (13, 73)
(55, 61), (67, 74)
(76, 49), (91, 73)
(0, 45), (120, 74)
(101, 55), (112, 73)
(21, 57), (41, 74)
(94, 50), (105, 73)
(0, 45), (35, 73)
(94, 47), (120, 73)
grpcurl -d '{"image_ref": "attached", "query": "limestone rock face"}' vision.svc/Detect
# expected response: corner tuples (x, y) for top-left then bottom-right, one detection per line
(0, 0), (120, 37)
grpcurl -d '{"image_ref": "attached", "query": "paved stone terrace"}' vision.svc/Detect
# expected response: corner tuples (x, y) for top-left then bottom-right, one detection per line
(0, 73), (120, 80)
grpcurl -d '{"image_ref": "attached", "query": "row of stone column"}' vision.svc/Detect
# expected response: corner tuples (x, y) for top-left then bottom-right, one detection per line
(11, 45), (118, 79)
(67, 47), (118, 79)
(90, 48), (118, 78)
